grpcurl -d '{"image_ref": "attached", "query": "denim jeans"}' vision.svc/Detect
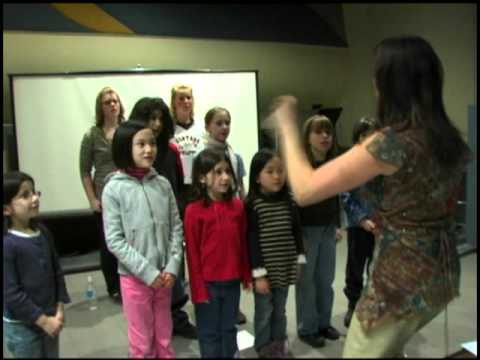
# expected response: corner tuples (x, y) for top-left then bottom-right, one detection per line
(3, 320), (59, 358)
(194, 280), (240, 358)
(296, 225), (336, 336)
(254, 286), (289, 351)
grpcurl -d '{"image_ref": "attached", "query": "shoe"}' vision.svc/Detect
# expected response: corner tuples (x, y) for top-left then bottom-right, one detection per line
(318, 325), (340, 340)
(173, 322), (198, 339)
(298, 334), (325, 348)
(272, 340), (291, 358)
(109, 292), (122, 304)
(257, 343), (275, 358)
(344, 308), (354, 328)
(237, 310), (247, 325)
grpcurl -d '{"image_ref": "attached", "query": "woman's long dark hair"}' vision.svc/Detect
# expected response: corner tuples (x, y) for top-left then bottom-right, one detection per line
(246, 148), (289, 206)
(3, 171), (38, 233)
(374, 35), (470, 169)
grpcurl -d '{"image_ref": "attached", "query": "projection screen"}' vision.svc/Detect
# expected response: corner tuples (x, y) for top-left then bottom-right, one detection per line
(11, 70), (259, 214)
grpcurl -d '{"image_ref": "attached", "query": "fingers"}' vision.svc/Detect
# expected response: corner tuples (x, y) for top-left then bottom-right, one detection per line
(263, 95), (299, 130)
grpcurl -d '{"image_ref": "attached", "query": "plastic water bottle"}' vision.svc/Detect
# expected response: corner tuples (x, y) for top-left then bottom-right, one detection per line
(85, 275), (98, 310)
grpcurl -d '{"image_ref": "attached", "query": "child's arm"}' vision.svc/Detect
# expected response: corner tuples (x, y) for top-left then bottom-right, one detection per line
(102, 187), (160, 286)
(163, 183), (184, 278)
(55, 302), (64, 323)
(245, 203), (268, 279)
(184, 205), (209, 303)
(341, 188), (370, 228)
(236, 153), (246, 199)
(239, 202), (252, 288)
(291, 201), (307, 264)
(39, 223), (71, 306)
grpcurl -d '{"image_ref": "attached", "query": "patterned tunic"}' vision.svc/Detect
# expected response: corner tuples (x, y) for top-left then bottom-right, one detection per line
(355, 127), (468, 331)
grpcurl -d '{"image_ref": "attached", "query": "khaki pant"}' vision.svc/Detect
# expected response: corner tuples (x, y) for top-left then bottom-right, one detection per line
(343, 308), (443, 358)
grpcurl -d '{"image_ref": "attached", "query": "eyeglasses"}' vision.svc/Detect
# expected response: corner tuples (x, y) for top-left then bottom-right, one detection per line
(18, 190), (42, 200)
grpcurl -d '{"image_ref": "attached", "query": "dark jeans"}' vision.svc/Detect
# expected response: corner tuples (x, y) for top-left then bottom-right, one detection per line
(296, 225), (336, 336)
(254, 286), (289, 351)
(94, 211), (120, 296)
(194, 280), (240, 358)
(343, 227), (375, 309)
(4, 320), (59, 358)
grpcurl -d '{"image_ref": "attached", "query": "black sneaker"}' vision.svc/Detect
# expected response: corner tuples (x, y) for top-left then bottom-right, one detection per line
(344, 308), (354, 328)
(237, 310), (247, 325)
(173, 322), (198, 339)
(298, 334), (325, 348)
(318, 326), (340, 340)
(173, 323), (198, 340)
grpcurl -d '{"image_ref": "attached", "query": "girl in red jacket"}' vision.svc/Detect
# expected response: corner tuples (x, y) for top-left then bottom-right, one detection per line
(184, 148), (252, 358)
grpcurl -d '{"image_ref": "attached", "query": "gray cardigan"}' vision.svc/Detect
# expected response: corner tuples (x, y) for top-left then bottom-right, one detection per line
(101, 169), (184, 286)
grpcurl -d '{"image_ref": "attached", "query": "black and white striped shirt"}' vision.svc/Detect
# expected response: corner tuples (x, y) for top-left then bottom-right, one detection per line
(246, 192), (305, 288)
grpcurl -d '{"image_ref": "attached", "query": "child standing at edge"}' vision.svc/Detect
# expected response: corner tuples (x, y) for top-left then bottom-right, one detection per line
(245, 149), (306, 358)
(184, 148), (252, 358)
(102, 121), (184, 358)
(340, 117), (378, 328)
(204, 106), (247, 199)
(296, 115), (342, 348)
(3, 171), (71, 358)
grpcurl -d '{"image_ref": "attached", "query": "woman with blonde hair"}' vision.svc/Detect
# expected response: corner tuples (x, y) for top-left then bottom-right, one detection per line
(170, 84), (205, 186)
(79, 86), (125, 303)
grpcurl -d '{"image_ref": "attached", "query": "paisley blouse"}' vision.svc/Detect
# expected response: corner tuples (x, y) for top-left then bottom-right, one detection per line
(355, 127), (468, 331)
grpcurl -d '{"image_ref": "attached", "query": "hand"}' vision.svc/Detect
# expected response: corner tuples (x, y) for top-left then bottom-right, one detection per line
(151, 274), (164, 289)
(264, 95), (299, 131)
(254, 277), (270, 295)
(336, 228), (345, 242)
(243, 281), (253, 292)
(90, 198), (102, 213)
(360, 219), (376, 233)
(161, 272), (176, 288)
(38, 315), (63, 337)
(55, 310), (65, 325)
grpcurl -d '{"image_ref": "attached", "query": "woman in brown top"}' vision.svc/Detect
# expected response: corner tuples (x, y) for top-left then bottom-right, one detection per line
(268, 36), (471, 357)
(79, 86), (125, 303)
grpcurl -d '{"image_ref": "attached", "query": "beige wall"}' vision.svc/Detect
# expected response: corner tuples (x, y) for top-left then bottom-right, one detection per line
(340, 3), (476, 144)
(2, 31), (349, 126)
(3, 4), (476, 151)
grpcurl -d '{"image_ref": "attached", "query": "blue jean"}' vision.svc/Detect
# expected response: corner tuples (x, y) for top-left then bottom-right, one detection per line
(194, 280), (240, 358)
(254, 286), (289, 351)
(296, 225), (336, 336)
(3, 320), (59, 358)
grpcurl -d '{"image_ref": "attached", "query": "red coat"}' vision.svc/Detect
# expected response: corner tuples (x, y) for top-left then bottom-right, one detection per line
(184, 198), (252, 303)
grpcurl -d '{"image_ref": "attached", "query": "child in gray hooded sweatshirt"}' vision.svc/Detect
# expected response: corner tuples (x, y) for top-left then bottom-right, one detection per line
(102, 120), (184, 358)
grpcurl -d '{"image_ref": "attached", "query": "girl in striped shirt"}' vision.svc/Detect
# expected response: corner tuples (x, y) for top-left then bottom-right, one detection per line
(245, 149), (306, 358)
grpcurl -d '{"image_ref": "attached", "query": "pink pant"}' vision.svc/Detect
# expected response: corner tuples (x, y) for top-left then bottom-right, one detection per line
(120, 275), (175, 358)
